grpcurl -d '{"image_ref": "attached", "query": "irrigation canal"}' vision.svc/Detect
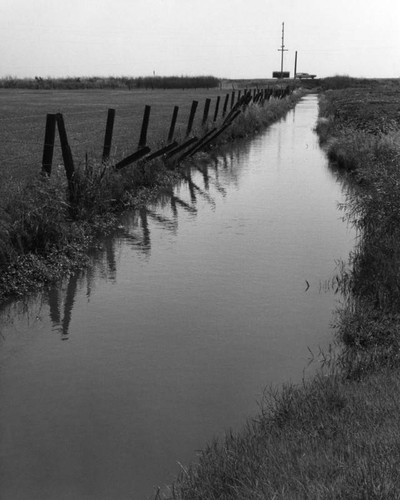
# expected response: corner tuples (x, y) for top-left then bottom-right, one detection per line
(0, 95), (355, 499)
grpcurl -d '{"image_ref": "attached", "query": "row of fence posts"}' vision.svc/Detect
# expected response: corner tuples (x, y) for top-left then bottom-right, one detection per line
(41, 86), (292, 196)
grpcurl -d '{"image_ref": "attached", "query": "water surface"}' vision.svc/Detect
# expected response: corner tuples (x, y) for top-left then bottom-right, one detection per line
(0, 95), (354, 499)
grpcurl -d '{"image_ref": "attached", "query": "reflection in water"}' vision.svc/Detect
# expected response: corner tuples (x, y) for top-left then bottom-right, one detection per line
(32, 144), (256, 341)
(147, 210), (178, 233)
(170, 194), (178, 218)
(209, 160), (227, 197)
(139, 208), (151, 250)
(184, 169), (197, 204)
(47, 274), (78, 339)
(40, 166), (227, 338)
(195, 162), (210, 190)
(104, 238), (117, 276)
(0, 96), (355, 500)
(170, 193), (197, 214)
(182, 170), (216, 208)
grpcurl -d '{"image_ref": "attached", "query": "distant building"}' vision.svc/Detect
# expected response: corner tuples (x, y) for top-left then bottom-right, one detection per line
(272, 71), (290, 78)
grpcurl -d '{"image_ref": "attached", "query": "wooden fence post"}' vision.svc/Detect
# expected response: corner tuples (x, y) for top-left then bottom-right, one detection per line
(42, 113), (56, 176)
(164, 137), (199, 160)
(102, 108), (115, 162)
(213, 96), (220, 122)
(230, 91), (235, 109)
(114, 147), (151, 170)
(202, 98), (211, 125)
(55, 113), (75, 185)
(143, 141), (178, 163)
(222, 93), (229, 117)
(138, 105), (151, 148)
(186, 100), (198, 136)
(168, 106), (179, 142)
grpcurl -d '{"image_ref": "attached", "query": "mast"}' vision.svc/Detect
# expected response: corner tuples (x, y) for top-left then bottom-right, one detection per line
(278, 22), (288, 78)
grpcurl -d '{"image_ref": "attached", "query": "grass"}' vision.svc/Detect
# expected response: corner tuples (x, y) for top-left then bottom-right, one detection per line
(162, 368), (400, 499)
(316, 81), (400, 312)
(225, 95), (299, 140)
(0, 87), (302, 303)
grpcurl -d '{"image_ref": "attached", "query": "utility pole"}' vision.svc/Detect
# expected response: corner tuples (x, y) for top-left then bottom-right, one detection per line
(277, 22), (288, 78)
(294, 50), (298, 80)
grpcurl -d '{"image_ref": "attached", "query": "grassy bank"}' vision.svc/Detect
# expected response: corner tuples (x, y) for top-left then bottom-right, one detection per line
(0, 90), (302, 304)
(157, 78), (400, 499)
(161, 370), (400, 499)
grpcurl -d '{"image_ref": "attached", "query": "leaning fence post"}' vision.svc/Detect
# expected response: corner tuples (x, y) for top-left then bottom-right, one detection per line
(230, 91), (235, 109)
(186, 100), (198, 136)
(222, 93), (229, 117)
(42, 113), (56, 176)
(202, 98), (211, 125)
(168, 106), (179, 142)
(55, 113), (75, 186)
(138, 105), (151, 148)
(213, 96), (220, 122)
(102, 108), (115, 162)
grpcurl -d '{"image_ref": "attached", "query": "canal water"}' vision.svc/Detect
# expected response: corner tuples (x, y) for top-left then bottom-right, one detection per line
(0, 95), (354, 499)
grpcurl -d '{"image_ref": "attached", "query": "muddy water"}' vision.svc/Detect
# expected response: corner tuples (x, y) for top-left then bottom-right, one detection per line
(0, 95), (354, 499)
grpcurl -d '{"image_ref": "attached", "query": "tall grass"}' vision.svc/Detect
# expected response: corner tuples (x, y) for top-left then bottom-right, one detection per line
(315, 84), (400, 381)
(317, 88), (400, 314)
(222, 92), (301, 142)
(0, 157), (179, 301)
(161, 367), (400, 499)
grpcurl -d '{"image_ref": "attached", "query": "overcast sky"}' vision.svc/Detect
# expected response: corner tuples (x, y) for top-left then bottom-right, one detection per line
(1, 0), (399, 79)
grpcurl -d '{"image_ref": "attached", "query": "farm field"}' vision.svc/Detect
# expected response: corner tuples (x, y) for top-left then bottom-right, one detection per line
(0, 87), (231, 200)
(320, 80), (400, 134)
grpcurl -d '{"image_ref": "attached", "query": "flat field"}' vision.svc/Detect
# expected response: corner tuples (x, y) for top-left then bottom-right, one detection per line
(321, 80), (400, 134)
(0, 88), (230, 193)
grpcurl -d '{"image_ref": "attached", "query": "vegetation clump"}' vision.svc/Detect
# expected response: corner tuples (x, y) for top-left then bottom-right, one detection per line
(225, 93), (300, 140)
(316, 81), (400, 312)
(0, 158), (180, 302)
